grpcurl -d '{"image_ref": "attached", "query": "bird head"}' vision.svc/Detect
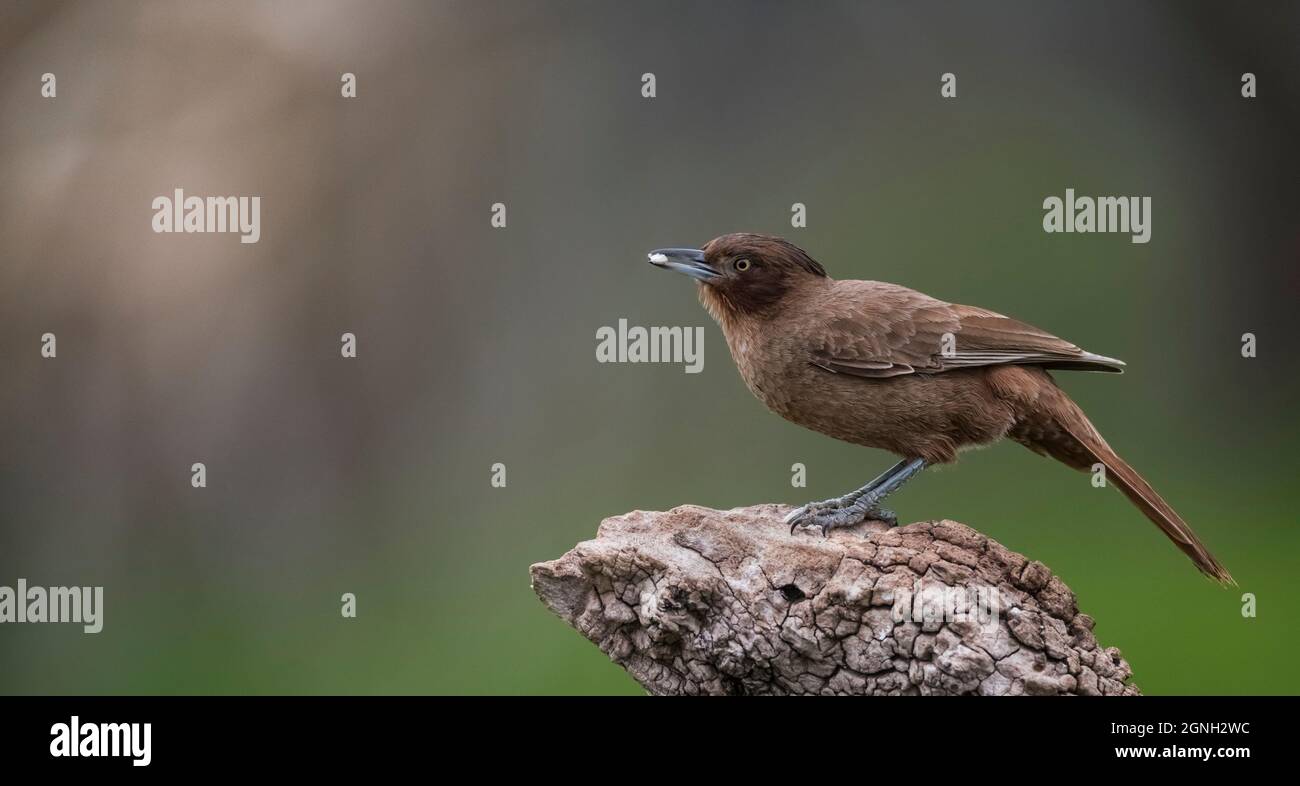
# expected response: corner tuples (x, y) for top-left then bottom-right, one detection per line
(648, 233), (827, 318)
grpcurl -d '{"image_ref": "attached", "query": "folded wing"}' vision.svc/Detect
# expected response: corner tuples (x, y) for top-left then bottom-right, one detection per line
(808, 281), (1125, 378)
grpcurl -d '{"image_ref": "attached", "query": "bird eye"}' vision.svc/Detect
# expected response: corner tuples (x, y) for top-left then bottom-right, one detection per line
(734, 258), (751, 272)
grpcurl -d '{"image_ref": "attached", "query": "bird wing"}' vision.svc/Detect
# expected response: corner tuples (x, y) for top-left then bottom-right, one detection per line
(808, 281), (1125, 378)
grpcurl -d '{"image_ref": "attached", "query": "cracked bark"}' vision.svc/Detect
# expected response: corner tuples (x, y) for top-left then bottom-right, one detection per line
(530, 504), (1140, 696)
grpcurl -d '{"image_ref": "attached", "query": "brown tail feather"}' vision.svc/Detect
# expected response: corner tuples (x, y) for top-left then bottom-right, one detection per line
(1029, 387), (1234, 585)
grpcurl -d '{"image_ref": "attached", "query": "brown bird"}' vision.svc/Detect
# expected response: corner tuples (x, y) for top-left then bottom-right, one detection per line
(649, 233), (1232, 584)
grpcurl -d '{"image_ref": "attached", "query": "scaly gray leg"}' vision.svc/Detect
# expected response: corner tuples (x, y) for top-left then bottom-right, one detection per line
(785, 458), (928, 536)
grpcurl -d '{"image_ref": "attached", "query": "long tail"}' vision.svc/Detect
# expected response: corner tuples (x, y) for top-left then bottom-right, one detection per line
(1019, 382), (1234, 585)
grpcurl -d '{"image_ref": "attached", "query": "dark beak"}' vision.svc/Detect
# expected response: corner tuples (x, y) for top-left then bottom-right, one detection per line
(647, 248), (719, 281)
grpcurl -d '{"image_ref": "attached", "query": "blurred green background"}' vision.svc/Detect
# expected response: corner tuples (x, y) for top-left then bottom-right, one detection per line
(1, 0), (1297, 695)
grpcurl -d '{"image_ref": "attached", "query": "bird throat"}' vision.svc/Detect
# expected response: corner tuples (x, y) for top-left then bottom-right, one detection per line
(696, 282), (741, 332)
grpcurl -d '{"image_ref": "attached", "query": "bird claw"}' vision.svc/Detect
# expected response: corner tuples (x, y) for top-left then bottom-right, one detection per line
(786, 497), (898, 536)
(784, 500), (844, 534)
(784, 505), (813, 534)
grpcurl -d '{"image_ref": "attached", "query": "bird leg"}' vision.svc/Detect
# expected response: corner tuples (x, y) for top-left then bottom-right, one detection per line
(783, 459), (909, 522)
(785, 458), (928, 536)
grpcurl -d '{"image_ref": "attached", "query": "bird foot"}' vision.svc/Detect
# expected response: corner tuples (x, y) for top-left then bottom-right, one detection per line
(785, 495), (897, 536)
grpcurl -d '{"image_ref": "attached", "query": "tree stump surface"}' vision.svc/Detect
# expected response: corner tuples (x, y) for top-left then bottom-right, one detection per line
(530, 504), (1140, 696)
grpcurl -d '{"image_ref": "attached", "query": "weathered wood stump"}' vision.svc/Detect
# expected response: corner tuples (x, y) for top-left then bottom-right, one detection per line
(531, 504), (1139, 696)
